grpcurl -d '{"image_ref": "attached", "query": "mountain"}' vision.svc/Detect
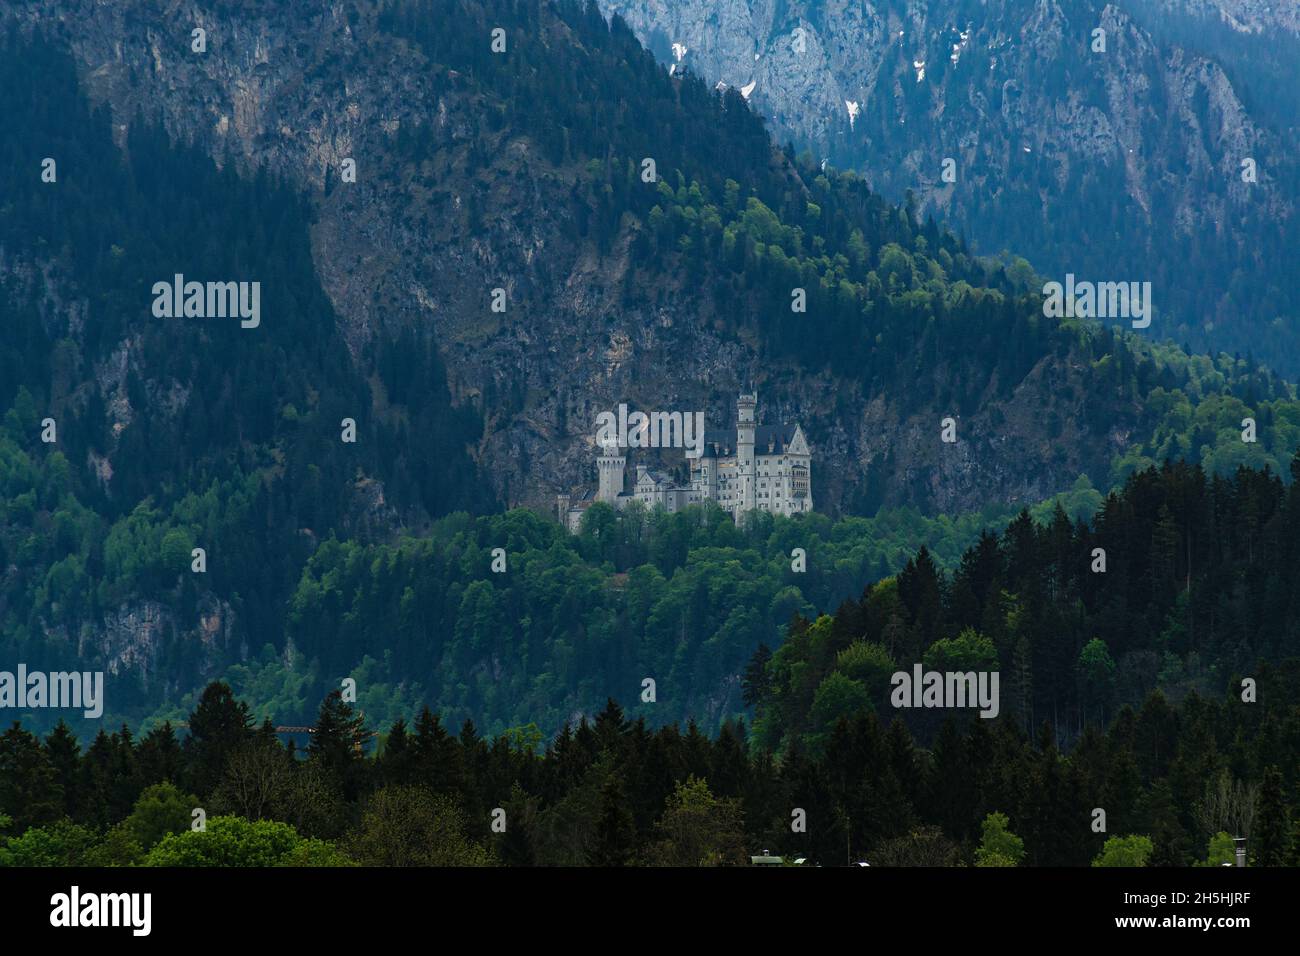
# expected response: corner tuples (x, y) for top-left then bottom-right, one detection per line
(596, 0), (1300, 375)
(1, 0), (1298, 736)
(6, 0), (1295, 521)
(1158, 0), (1300, 35)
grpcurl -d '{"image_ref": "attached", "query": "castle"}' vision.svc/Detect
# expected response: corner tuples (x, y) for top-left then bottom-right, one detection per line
(558, 393), (812, 531)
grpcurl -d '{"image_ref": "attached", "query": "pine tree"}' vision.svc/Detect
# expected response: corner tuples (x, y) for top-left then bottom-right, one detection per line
(413, 708), (466, 797)
(1252, 766), (1291, 866)
(309, 689), (370, 799)
(184, 682), (254, 797)
(43, 720), (82, 819)
(135, 721), (183, 788)
(0, 723), (63, 830)
(380, 718), (416, 787)
(589, 772), (637, 866)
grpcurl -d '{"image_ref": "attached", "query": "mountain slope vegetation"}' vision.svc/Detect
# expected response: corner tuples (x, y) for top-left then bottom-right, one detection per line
(0, 4), (1297, 740)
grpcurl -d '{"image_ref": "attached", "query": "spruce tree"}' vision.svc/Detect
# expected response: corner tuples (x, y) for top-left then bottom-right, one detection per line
(309, 689), (370, 800)
(1252, 766), (1291, 866)
(589, 772), (637, 866)
(184, 682), (254, 797)
(0, 723), (63, 831)
(43, 720), (82, 819)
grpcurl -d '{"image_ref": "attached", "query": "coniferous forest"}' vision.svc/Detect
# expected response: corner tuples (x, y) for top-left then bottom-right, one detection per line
(3, 460), (1299, 869)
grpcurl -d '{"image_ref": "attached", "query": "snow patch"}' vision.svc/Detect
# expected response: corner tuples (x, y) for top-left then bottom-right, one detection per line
(741, 79), (756, 99)
(845, 99), (860, 129)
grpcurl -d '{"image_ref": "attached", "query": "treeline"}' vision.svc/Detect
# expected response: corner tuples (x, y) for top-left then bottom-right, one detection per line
(749, 457), (1300, 753)
(3, 677), (1297, 867)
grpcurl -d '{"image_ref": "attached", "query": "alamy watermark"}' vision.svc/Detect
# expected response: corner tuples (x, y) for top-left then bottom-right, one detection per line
(594, 404), (705, 458)
(0, 664), (104, 718)
(1042, 273), (1151, 329)
(890, 664), (1000, 718)
(152, 274), (261, 328)
(50, 886), (150, 936)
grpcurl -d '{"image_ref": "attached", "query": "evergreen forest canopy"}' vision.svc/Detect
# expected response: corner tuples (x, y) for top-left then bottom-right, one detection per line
(2, 645), (1297, 867)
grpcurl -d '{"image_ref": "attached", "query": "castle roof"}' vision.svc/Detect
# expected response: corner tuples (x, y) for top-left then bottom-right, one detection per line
(699, 423), (800, 458)
(637, 469), (674, 486)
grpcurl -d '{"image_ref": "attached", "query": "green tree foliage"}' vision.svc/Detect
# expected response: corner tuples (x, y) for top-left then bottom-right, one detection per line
(346, 786), (492, 867)
(975, 812), (1026, 867)
(646, 776), (747, 867)
(589, 772), (637, 866)
(750, 458), (1300, 756)
(0, 665), (1296, 868)
(1197, 831), (1236, 868)
(1092, 835), (1154, 867)
(0, 819), (99, 866)
(1252, 767), (1292, 866)
(308, 689), (370, 800)
(143, 816), (343, 867)
(125, 781), (199, 851)
(184, 683), (253, 798)
(0, 723), (62, 830)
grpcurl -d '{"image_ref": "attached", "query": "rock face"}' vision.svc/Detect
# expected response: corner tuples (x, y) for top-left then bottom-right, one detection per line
(597, 0), (1300, 372)
(38, 595), (236, 696)
(3, 0), (1146, 520)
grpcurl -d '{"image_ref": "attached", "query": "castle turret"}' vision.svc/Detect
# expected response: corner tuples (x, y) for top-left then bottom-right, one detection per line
(736, 392), (756, 518)
(596, 439), (626, 503)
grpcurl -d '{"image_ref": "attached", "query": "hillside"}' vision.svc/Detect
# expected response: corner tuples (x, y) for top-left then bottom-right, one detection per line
(5, 459), (1299, 868)
(4, 0), (1295, 520)
(598, 0), (1300, 375)
(1, 1), (1298, 736)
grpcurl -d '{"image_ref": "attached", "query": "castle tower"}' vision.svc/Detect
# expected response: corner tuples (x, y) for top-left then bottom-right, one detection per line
(736, 392), (756, 517)
(695, 453), (716, 501)
(596, 439), (626, 503)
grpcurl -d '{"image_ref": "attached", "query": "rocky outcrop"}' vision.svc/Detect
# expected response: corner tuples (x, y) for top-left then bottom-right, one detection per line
(41, 595), (238, 694)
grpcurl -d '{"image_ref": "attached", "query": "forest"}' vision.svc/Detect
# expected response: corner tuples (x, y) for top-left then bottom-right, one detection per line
(2, 661), (1295, 867)
(4, 15), (1300, 740)
(4, 456), (1297, 866)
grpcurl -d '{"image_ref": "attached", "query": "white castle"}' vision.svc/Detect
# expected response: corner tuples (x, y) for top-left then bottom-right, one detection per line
(558, 392), (812, 531)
